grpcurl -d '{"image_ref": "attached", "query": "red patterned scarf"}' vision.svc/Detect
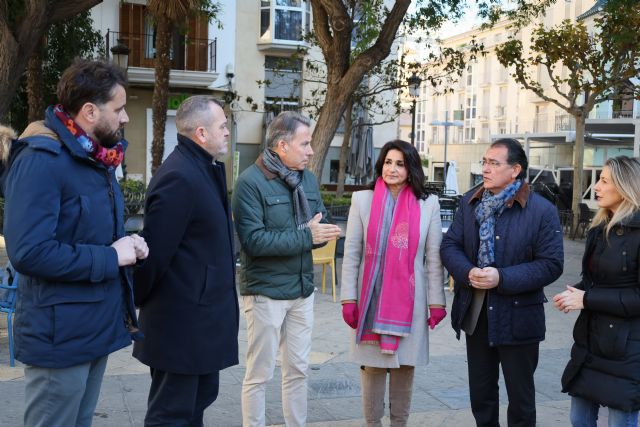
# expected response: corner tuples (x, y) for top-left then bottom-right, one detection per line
(53, 104), (123, 169)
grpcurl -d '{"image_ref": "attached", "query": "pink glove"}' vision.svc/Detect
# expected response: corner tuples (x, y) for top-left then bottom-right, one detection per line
(342, 303), (358, 329)
(428, 307), (447, 330)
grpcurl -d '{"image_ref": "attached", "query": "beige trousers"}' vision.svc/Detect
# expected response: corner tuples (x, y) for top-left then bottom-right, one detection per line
(360, 365), (415, 427)
(241, 293), (314, 427)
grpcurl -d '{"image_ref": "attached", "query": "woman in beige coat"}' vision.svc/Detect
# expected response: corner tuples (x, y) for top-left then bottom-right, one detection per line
(340, 140), (446, 427)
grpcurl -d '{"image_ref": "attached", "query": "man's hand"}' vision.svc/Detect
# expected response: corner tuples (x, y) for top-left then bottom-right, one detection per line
(111, 236), (138, 266)
(130, 234), (149, 260)
(309, 213), (341, 245)
(468, 266), (500, 289)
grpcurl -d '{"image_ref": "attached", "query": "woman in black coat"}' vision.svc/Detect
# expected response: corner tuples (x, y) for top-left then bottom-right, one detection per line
(554, 155), (640, 426)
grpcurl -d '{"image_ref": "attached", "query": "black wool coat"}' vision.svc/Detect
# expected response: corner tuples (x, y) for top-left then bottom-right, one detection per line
(561, 211), (640, 411)
(133, 135), (239, 375)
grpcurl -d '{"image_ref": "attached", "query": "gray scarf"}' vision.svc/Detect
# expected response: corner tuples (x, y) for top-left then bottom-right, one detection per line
(262, 148), (313, 229)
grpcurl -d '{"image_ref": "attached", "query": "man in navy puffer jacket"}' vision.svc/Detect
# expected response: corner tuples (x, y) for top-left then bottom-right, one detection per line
(1, 60), (148, 427)
(441, 139), (563, 427)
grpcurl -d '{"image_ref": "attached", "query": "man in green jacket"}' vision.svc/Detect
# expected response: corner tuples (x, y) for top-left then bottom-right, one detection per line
(232, 111), (341, 427)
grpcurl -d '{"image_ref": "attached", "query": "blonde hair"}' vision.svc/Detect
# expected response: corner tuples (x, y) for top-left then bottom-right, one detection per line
(590, 155), (640, 237)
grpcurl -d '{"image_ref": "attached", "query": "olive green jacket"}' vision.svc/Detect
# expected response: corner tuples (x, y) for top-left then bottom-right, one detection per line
(232, 156), (328, 299)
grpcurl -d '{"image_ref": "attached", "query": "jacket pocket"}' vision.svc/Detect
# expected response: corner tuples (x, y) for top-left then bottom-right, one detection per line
(70, 195), (92, 243)
(199, 264), (232, 306)
(589, 313), (629, 360)
(511, 291), (546, 340)
(265, 195), (293, 229)
(36, 280), (105, 307)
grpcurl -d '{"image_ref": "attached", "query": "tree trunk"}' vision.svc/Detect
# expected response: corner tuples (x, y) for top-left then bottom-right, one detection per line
(26, 38), (45, 123)
(336, 99), (354, 198)
(308, 86), (354, 178)
(571, 113), (586, 237)
(0, 0), (102, 120)
(150, 15), (172, 176)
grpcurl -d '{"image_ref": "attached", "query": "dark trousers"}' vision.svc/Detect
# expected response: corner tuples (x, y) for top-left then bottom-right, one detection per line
(465, 307), (539, 427)
(145, 368), (220, 427)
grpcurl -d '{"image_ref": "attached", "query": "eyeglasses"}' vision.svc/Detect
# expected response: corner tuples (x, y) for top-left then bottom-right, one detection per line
(480, 159), (511, 169)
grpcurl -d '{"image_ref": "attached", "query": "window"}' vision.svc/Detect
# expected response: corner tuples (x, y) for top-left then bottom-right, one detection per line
(498, 121), (506, 134)
(329, 160), (339, 183)
(466, 64), (473, 86)
(264, 56), (302, 113)
(260, 0), (308, 42)
(465, 95), (476, 119)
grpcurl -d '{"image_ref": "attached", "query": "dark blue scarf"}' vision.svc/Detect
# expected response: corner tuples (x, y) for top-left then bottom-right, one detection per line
(475, 180), (522, 268)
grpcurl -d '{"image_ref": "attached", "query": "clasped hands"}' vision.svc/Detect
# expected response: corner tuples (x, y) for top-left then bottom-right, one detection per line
(341, 301), (446, 330)
(468, 266), (499, 289)
(552, 286), (584, 313)
(111, 234), (149, 266)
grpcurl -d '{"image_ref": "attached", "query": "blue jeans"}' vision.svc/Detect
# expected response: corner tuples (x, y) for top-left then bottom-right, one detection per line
(570, 396), (639, 427)
(24, 355), (108, 427)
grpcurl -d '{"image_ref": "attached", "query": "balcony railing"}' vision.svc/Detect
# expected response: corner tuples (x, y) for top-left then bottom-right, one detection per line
(106, 30), (216, 73)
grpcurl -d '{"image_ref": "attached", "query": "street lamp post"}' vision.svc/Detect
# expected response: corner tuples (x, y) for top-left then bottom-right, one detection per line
(407, 72), (422, 146)
(430, 111), (463, 187)
(110, 38), (130, 179)
(110, 39), (130, 71)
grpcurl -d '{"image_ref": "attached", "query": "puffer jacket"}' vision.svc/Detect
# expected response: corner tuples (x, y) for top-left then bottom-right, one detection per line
(561, 212), (640, 411)
(441, 182), (564, 345)
(0, 107), (139, 368)
(232, 155), (328, 300)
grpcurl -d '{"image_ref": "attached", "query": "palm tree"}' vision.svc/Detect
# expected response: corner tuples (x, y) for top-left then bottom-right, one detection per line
(147, 0), (197, 175)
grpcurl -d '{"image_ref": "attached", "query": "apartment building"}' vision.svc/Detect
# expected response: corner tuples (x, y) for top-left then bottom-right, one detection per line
(411, 0), (640, 204)
(234, 1), (399, 186)
(90, 0), (237, 184)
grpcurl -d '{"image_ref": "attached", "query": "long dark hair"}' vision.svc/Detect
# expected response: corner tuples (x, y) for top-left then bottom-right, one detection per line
(370, 139), (426, 199)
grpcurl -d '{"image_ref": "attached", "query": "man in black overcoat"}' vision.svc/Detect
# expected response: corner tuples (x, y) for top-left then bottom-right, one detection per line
(133, 95), (239, 426)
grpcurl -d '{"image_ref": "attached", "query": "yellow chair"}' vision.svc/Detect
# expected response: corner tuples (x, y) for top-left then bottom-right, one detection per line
(312, 239), (337, 302)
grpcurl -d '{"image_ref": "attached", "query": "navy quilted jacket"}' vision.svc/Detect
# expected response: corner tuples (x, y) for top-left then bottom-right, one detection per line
(2, 108), (139, 368)
(441, 183), (564, 346)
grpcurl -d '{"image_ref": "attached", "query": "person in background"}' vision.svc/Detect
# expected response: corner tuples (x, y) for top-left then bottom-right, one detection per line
(555, 155), (640, 427)
(233, 111), (341, 427)
(1, 59), (148, 427)
(133, 96), (239, 426)
(340, 139), (446, 427)
(441, 138), (563, 427)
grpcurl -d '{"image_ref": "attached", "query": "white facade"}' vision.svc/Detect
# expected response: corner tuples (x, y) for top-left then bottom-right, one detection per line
(408, 0), (639, 196)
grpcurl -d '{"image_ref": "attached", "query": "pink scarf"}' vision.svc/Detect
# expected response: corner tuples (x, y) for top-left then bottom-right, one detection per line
(356, 178), (420, 354)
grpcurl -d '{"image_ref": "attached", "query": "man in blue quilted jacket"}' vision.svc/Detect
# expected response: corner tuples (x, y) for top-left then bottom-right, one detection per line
(1, 60), (148, 427)
(441, 138), (563, 427)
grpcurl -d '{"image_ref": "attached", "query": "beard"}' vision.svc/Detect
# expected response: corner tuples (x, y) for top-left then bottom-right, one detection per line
(94, 123), (123, 148)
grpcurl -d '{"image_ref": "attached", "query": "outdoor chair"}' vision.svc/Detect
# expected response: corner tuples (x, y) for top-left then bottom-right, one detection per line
(439, 197), (459, 223)
(312, 239), (337, 302)
(0, 264), (19, 367)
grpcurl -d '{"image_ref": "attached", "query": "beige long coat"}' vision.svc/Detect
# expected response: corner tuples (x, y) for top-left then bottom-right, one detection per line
(340, 190), (445, 368)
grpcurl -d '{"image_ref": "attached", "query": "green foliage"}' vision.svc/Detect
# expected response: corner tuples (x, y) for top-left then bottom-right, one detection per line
(495, 1), (640, 113)
(321, 191), (352, 207)
(119, 179), (147, 217)
(8, 11), (104, 131)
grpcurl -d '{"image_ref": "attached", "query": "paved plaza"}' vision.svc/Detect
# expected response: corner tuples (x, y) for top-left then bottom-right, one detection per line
(0, 237), (614, 426)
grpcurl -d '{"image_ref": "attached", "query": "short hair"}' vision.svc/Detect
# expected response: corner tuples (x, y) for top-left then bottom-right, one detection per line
(591, 155), (640, 237)
(266, 111), (311, 149)
(371, 139), (427, 199)
(490, 138), (528, 180)
(175, 95), (224, 135)
(57, 59), (128, 116)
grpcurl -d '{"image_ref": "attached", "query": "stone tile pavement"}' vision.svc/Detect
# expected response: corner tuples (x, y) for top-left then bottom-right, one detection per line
(0, 237), (615, 426)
